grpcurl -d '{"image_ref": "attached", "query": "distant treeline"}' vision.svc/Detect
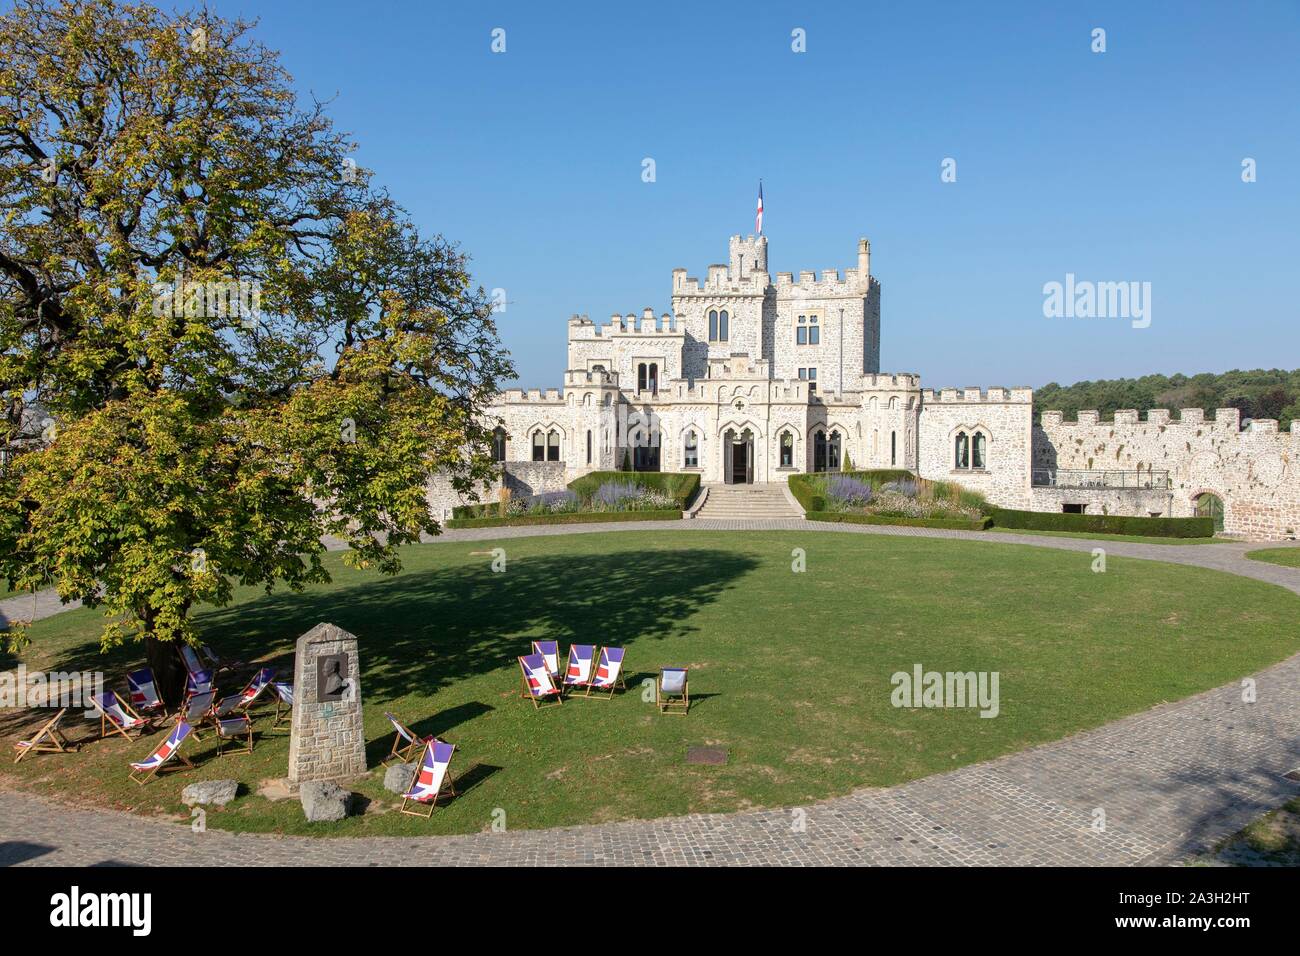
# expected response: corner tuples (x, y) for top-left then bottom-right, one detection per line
(1034, 370), (1300, 431)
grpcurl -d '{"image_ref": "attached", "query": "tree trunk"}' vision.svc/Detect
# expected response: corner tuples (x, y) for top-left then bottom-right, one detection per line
(144, 633), (187, 709)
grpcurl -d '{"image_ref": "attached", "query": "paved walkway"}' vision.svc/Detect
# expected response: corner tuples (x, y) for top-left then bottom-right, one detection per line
(4, 522), (1299, 866)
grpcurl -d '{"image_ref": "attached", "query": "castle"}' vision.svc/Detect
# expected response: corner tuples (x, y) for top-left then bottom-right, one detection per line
(436, 234), (1298, 539)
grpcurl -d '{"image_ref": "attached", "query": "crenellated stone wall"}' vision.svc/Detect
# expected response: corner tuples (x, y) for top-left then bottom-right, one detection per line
(917, 387), (1035, 508)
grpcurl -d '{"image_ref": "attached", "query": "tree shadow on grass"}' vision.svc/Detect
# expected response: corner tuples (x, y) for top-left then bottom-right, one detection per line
(29, 547), (759, 708)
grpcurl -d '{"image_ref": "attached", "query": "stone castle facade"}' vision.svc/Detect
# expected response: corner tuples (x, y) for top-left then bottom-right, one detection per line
(436, 234), (1297, 539)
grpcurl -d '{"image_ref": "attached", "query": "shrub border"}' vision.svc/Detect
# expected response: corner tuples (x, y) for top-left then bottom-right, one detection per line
(446, 510), (681, 529)
(806, 511), (991, 531)
(988, 508), (1214, 539)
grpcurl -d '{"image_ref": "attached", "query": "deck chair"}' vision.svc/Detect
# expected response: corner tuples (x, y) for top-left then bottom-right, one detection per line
(561, 644), (595, 695)
(212, 667), (274, 720)
(185, 668), (215, 698)
(177, 643), (205, 676)
(271, 682), (294, 727)
(178, 689), (216, 742)
(214, 715), (254, 756)
(126, 668), (164, 714)
(657, 667), (689, 715)
(90, 691), (150, 740)
(531, 640), (562, 683)
(13, 708), (74, 764)
(199, 642), (239, 674)
(128, 720), (195, 784)
(382, 712), (427, 766)
(399, 739), (457, 818)
(518, 654), (563, 709)
(583, 647), (627, 699)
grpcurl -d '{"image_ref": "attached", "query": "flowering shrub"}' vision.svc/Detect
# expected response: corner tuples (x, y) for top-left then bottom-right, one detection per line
(591, 481), (676, 512)
(824, 476), (873, 507)
(881, 479), (919, 498)
(809, 471), (986, 520)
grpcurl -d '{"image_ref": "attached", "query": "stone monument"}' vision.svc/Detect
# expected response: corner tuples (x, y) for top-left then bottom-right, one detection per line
(287, 622), (367, 788)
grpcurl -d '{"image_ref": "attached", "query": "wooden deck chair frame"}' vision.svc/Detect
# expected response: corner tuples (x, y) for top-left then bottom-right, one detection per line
(382, 713), (425, 767)
(214, 715), (254, 757)
(518, 655), (563, 709)
(560, 644), (596, 698)
(95, 691), (150, 740)
(582, 647), (627, 700)
(398, 740), (458, 818)
(178, 689), (216, 742)
(531, 640), (562, 683)
(272, 683), (293, 728)
(128, 726), (195, 785)
(657, 668), (690, 715)
(12, 708), (74, 763)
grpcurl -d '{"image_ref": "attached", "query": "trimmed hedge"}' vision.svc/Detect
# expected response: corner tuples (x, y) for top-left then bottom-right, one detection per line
(566, 471), (700, 508)
(446, 510), (681, 530)
(989, 508), (1214, 538)
(807, 511), (991, 531)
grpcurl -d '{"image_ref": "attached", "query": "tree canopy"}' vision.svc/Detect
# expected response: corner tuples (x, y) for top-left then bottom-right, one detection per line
(0, 0), (512, 691)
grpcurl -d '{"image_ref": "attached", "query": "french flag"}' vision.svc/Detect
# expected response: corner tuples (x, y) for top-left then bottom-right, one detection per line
(755, 181), (764, 235)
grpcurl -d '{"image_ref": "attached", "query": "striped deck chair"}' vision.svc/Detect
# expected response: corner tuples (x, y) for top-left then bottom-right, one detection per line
(126, 668), (164, 714)
(518, 653), (562, 709)
(399, 739), (457, 818)
(562, 644), (595, 695)
(212, 667), (275, 720)
(382, 712), (426, 766)
(531, 640), (562, 683)
(271, 682), (294, 727)
(657, 667), (689, 715)
(185, 668), (215, 698)
(179, 689), (216, 742)
(13, 708), (74, 764)
(214, 715), (254, 756)
(583, 647), (627, 699)
(129, 721), (195, 784)
(90, 691), (150, 740)
(199, 642), (239, 674)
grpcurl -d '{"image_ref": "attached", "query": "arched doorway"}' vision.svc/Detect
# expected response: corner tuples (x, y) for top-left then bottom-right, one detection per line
(1194, 492), (1225, 532)
(723, 428), (754, 484)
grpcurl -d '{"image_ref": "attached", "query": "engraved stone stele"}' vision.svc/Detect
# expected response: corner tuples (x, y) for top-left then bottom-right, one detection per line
(287, 622), (367, 789)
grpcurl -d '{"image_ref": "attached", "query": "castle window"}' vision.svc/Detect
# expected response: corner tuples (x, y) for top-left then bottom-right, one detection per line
(709, 308), (729, 342)
(796, 316), (807, 345)
(637, 363), (647, 392)
(797, 313), (820, 345)
(684, 430), (698, 468)
(532, 430), (545, 462)
(828, 430), (841, 471)
(972, 432), (986, 469)
(891, 430), (897, 467)
(648, 362), (659, 395)
(492, 427), (507, 462)
(586, 430), (592, 464)
(954, 432), (969, 469)
(780, 430), (793, 468)
(546, 429), (561, 462)
(809, 315), (819, 345)
(719, 310), (729, 341)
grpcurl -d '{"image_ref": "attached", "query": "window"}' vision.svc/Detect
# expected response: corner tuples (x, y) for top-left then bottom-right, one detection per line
(708, 308), (730, 342)
(954, 430), (987, 470)
(546, 429), (560, 462)
(827, 430), (841, 471)
(532, 431), (545, 462)
(972, 432), (986, 469)
(1062, 503), (1086, 514)
(648, 362), (658, 395)
(809, 314), (819, 345)
(684, 430), (698, 468)
(796, 313), (820, 345)
(780, 430), (793, 468)
(637, 363), (647, 392)
(586, 430), (592, 464)
(890, 430), (897, 467)
(954, 432), (969, 469)
(492, 427), (506, 462)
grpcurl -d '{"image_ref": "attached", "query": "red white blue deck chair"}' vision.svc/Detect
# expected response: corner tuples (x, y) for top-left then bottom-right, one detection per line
(126, 668), (164, 714)
(129, 720), (195, 784)
(13, 708), (74, 763)
(177, 643), (205, 676)
(185, 667), (215, 698)
(90, 691), (150, 740)
(399, 739), (457, 818)
(382, 712), (426, 766)
(531, 640), (562, 683)
(562, 644), (595, 695)
(213, 667), (275, 721)
(518, 653), (562, 709)
(199, 642), (239, 674)
(179, 689), (216, 741)
(214, 714), (254, 756)
(272, 681), (294, 727)
(583, 647), (627, 699)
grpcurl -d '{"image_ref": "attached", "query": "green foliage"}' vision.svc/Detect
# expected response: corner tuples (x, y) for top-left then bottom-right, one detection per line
(0, 1), (512, 654)
(990, 509), (1214, 538)
(807, 512), (990, 531)
(446, 510), (681, 529)
(566, 471), (700, 508)
(1035, 369), (1300, 431)
(789, 470), (990, 524)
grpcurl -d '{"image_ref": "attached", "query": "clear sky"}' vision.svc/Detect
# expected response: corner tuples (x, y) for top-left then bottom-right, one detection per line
(204, 1), (1298, 388)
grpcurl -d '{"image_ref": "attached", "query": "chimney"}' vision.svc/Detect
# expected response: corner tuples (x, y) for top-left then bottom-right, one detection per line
(857, 238), (871, 289)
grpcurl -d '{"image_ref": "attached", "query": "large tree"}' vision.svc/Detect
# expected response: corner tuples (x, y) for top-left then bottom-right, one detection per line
(0, 0), (512, 701)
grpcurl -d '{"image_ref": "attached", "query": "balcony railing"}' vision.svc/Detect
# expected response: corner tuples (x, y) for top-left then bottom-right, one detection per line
(1032, 468), (1170, 491)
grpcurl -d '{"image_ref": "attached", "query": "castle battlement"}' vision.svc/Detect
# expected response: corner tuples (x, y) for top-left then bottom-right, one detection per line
(922, 386), (1033, 404)
(497, 387), (566, 404)
(860, 372), (922, 390)
(563, 368), (620, 388)
(569, 308), (684, 338)
(671, 268), (768, 295)
(1036, 408), (1277, 431)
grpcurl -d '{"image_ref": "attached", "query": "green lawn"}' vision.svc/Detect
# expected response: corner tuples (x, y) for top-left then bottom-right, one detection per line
(1245, 547), (1300, 568)
(987, 527), (1219, 546)
(3, 530), (1299, 837)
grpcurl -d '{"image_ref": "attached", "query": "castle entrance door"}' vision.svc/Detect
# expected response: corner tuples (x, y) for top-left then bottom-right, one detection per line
(724, 428), (754, 484)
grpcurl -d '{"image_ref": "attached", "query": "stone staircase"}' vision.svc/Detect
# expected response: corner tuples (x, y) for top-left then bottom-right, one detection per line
(694, 482), (802, 520)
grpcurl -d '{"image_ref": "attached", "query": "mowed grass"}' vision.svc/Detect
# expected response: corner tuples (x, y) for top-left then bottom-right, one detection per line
(3, 531), (1299, 838)
(1246, 547), (1300, 569)
(986, 527), (1219, 546)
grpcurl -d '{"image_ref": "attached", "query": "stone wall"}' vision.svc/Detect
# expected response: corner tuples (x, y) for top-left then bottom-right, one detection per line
(1035, 409), (1300, 538)
(917, 387), (1034, 508)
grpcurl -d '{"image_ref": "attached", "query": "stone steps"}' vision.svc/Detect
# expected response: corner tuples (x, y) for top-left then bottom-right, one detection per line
(695, 484), (802, 520)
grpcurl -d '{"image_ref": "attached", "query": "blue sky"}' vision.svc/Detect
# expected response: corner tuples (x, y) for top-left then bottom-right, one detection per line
(208, 1), (1298, 388)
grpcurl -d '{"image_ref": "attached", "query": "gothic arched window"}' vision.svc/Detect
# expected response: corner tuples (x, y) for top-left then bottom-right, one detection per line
(491, 427), (506, 462)
(780, 430), (794, 468)
(546, 429), (561, 462)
